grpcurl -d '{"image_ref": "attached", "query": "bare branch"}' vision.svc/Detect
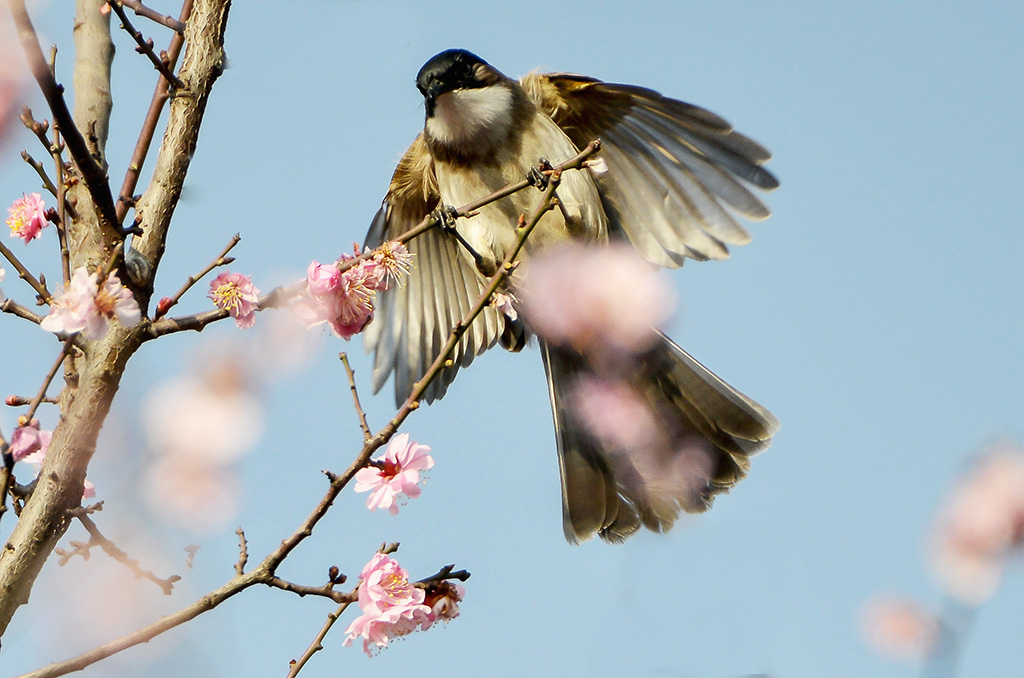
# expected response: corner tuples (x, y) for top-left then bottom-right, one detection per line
(266, 577), (354, 604)
(286, 600), (355, 678)
(23, 339), (75, 423)
(340, 353), (371, 441)
(115, 0), (193, 224)
(19, 150), (59, 199)
(234, 527), (247, 575)
(132, 0), (228, 304)
(0, 237), (52, 303)
(56, 513), (181, 595)
(107, 1), (185, 89)
(119, 0), (186, 33)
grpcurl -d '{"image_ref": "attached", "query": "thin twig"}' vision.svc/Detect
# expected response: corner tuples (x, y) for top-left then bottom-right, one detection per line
(339, 353), (371, 441)
(7, 0), (120, 235)
(153, 233), (239, 320)
(56, 514), (181, 595)
(0, 298), (46, 325)
(107, 1), (185, 89)
(286, 599), (355, 678)
(19, 150), (59, 199)
(118, 0), (186, 33)
(5, 396), (59, 407)
(234, 527), (247, 575)
(23, 339), (75, 422)
(115, 0), (193, 224)
(266, 577), (353, 604)
(0, 237), (52, 303)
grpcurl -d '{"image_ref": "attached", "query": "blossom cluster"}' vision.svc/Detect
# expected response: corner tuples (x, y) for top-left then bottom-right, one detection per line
(343, 553), (463, 656)
(41, 267), (141, 340)
(293, 241), (412, 339)
(354, 433), (434, 514)
(6, 193), (48, 244)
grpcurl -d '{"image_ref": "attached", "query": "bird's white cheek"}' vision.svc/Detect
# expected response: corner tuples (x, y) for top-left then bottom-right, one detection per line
(427, 86), (514, 146)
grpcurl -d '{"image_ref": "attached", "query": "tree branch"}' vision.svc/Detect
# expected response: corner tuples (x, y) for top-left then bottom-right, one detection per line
(115, 0), (193, 224)
(131, 0), (228, 305)
(107, 0), (185, 89)
(118, 0), (186, 33)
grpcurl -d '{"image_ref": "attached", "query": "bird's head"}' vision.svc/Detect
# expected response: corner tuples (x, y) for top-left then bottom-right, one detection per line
(416, 49), (518, 153)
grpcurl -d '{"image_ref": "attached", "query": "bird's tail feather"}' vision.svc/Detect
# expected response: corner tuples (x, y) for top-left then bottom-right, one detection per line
(542, 331), (778, 544)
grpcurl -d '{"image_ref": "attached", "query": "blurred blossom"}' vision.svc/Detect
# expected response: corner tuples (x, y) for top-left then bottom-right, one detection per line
(6, 193), (48, 244)
(144, 454), (240, 534)
(567, 376), (661, 452)
(343, 553), (433, 656)
(862, 597), (939, 661)
(930, 445), (1024, 603)
(0, 40), (27, 145)
(567, 375), (714, 513)
(142, 351), (262, 532)
(208, 271), (260, 329)
(520, 243), (675, 361)
(0, 264), (5, 302)
(40, 268), (141, 340)
(354, 433), (434, 515)
(10, 423), (52, 463)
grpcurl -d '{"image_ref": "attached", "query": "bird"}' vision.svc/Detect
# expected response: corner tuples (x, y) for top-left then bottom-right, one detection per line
(364, 48), (780, 543)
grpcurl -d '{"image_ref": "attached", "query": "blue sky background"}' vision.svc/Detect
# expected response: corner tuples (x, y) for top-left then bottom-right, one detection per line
(1, 2), (1023, 677)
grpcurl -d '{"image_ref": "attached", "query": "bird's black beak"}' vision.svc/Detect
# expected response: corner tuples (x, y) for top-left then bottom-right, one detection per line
(422, 79), (443, 118)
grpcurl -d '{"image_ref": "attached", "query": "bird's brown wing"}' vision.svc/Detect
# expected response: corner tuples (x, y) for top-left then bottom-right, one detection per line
(520, 72), (778, 267)
(364, 134), (503, 405)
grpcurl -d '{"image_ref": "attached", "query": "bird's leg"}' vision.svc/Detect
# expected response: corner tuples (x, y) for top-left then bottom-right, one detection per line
(431, 204), (497, 276)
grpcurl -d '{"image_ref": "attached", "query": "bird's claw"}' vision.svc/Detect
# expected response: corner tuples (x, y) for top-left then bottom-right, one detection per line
(431, 204), (461, 231)
(527, 158), (553, 190)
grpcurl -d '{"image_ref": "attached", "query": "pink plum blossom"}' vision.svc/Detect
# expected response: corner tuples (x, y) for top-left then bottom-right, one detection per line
(354, 433), (434, 514)
(41, 268), (141, 340)
(930, 446), (1024, 603)
(343, 553), (432, 656)
(208, 271), (260, 329)
(9, 424), (52, 463)
(9, 424), (95, 500)
(369, 240), (413, 290)
(861, 597), (939, 661)
(520, 243), (675, 361)
(293, 258), (375, 339)
(6, 193), (48, 244)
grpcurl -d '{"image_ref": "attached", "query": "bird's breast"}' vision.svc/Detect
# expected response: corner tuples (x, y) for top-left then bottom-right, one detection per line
(434, 112), (608, 276)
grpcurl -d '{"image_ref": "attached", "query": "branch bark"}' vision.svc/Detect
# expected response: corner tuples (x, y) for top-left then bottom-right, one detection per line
(132, 0), (230, 310)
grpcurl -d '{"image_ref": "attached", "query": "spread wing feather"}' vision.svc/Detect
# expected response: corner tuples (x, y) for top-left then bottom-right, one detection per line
(521, 72), (777, 268)
(364, 135), (502, 405)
